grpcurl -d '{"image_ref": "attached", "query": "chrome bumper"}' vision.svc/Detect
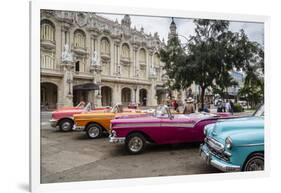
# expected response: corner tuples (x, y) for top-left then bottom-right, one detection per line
(73, 125), (85, 131)
(109, 136), (125, 144)
(200, 144), (241, 172)
(49, 119), (58, 128)
(109, 134), (125, 144)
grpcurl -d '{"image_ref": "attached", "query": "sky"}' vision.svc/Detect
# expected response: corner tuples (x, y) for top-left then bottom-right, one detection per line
(98, 13), (264, 46)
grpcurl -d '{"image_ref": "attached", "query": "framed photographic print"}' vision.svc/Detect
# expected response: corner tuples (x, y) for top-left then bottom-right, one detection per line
(30, 0), (270, 192)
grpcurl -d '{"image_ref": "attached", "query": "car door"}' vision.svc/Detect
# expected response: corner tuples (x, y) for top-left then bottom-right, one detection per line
(158, 116), (193, 144)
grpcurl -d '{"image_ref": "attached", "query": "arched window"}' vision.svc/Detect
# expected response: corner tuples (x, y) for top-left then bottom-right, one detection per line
(139, 48), (146, 64)
(40, 20), (55, 41)
(100, 37), (110, 56)
(74, 29), (86, 48)
(121, 43), (130, 59)
(41, 53), (55, 69)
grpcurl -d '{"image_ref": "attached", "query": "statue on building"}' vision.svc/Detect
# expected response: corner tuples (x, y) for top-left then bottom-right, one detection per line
(149, 66), (156, 76)
(91, 50), (99, 66)
(62, 44), (73, 63)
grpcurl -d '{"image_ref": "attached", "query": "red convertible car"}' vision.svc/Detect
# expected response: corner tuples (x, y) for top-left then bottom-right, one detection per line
(50, 102), (111, 132)
(110, 105), (235, 154)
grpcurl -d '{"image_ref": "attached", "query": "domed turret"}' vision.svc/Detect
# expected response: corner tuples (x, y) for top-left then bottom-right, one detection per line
(121, 14), (131, 28)
(168, 17), (177, 39)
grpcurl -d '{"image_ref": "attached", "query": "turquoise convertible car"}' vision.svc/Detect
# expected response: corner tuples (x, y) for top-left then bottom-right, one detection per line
(200, 104), (264, 172)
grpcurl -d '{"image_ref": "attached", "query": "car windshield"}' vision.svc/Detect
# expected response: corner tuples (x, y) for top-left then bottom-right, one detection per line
(153, 105), (171, 118)
(111, 104), (123, 113)
(76, 101), (85, 108)
(83, 102), (92, 112)
(253, 104), (264, 117)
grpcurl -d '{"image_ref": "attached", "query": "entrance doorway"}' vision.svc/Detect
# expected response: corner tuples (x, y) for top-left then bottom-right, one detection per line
(139, 89), (147, 106)
(41, 82), (58, 110)
(121, 87), (131, 106)
(73, 90), (88, 106)
(101, 86), (112, 106)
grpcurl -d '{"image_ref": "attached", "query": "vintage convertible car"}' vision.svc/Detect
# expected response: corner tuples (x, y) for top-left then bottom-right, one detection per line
(109, 105), (234, 154)
(199, 104), (264, 172)
(73, 104), (151, 139)
(49, 102), (111, 132)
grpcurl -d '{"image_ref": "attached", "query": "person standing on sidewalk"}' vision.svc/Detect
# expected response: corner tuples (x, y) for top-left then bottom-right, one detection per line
(183, 97), (195, 114)
(225, 99), (233, 114)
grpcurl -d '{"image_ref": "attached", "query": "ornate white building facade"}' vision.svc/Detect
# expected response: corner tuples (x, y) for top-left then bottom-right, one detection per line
(40, 10), (169, 109)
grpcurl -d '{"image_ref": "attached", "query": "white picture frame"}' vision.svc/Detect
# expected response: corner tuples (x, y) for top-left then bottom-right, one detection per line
(30, 0), (270, 192)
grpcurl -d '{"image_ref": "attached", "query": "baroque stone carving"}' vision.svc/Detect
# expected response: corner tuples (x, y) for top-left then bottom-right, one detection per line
(75, 12), (88, 27)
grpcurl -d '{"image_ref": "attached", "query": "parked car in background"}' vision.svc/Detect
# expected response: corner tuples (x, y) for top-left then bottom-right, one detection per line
(109, 105), (235, 154)
(199, 104), (264, 172)
(73, 104), (151, 139)
(128, 102), (138, 109)
(49, 102), (111, 132)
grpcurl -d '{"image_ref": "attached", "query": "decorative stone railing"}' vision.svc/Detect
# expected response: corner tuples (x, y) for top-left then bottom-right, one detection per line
(72, 46), (87, 55)
(40, 39), (56, 50)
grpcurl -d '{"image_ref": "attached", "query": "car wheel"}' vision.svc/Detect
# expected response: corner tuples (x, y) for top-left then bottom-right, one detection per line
(125, 133), (146, 154)
(86, 123), (103, 139)
(243, 153), (264, 171)
(59, 119), (73, 132)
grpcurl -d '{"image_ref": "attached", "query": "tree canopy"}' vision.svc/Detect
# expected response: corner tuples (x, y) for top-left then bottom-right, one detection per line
(160, 19), (264, 109)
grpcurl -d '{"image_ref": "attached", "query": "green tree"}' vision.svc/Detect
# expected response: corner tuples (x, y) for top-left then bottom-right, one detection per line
(234, 30), (264, 107)
(160, 19), (263, 110)
(160, 36), (188, 91)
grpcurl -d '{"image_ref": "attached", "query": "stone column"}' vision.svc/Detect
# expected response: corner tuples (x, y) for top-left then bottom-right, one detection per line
(136, 87), (140, 105)
(131, 88), (135, 103)
(150, 80), (157, 106)
(57, 83), (64, 108)
(62, 63), (74, 107)
(112, 84), (121, 105)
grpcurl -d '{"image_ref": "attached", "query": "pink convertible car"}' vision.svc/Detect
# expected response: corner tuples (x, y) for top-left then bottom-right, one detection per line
(110, 105), (234, 154)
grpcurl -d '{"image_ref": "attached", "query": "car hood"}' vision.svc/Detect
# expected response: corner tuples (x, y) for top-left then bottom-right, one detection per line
(210, 116), (264, 143)
(74, 112), (115, 119)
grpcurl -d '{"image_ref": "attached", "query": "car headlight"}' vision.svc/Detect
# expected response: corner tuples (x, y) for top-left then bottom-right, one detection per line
(203, 127), (207, 135)
(225, 136), (233, 149)
(111, 130), (116, 137)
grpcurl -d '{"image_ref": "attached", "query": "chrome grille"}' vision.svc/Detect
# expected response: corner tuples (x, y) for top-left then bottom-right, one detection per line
(206, 137), (229, 161)
(206, 137), (224, 153)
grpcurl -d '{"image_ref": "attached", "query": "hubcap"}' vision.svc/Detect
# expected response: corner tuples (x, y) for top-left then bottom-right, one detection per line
(128, 137), (143, 152)
(246, 158), (264, 171)
(88, 127), (100, 138)
(61, 122), (71, 131)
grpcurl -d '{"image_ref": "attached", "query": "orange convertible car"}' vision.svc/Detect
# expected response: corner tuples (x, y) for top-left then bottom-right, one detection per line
(73, 104), (152, 139)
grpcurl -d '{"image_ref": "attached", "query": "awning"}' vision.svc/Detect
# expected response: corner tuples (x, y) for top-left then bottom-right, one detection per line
(73, 83), (99, 91)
